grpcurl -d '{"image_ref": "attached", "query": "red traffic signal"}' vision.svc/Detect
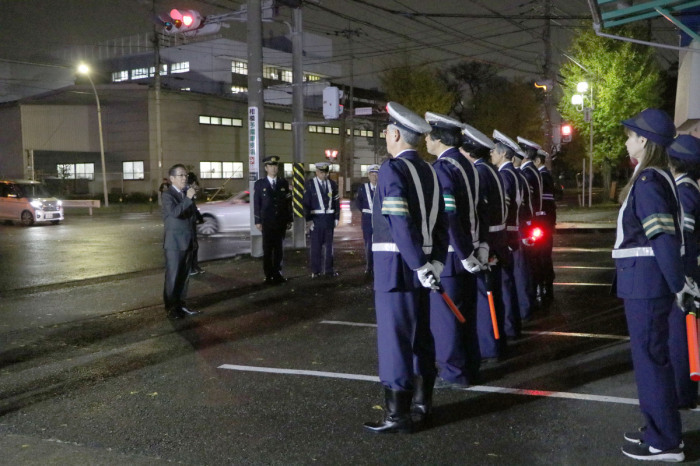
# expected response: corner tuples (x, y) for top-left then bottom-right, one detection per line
(164, 9), (202, 34)
(325, 149), (338, 161)
(561, 124), (573, 143)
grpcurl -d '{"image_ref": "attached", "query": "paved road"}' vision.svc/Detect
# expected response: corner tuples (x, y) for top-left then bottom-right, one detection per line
(1, 219), (699, 465)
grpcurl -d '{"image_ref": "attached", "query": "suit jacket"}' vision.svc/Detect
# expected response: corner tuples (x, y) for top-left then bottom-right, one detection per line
(162, 186), (198, 251)
(253, 176), (293, 228)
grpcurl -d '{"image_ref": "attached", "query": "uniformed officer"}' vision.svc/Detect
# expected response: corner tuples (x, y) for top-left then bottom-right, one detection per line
(355, 164), (380, 276)
(302, 161), (340, 277)
(364, 102), (448, 434)
(518, 136), (547, 306)
(667, 135), (700, 412)
(614, 109), (699, 462)
(459, 124), (508, 361)
(425, 111), (482, 389)
(254, 155), (293, 284)
(533, 149), (556, 304)
(491, 130), (525, 338)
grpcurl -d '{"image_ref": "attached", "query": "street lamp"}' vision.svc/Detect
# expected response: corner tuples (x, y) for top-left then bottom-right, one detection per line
(77, 63), (109, 207)
(571, 81), (593, 208)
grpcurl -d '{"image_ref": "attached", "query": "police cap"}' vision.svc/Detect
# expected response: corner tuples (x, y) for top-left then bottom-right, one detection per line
(368, 164), (380, 173)
(517, 136), (541, 152)
(462, 123), (495, 151)
(387, 102), (432, 135)
(263, 155), (280, 165)
(621, 108), (676, 148)
(315, 161), (331, 172)
(425, 111), (462, 130)
(667, 134), (700, 163)
(493, 130), (526, 159)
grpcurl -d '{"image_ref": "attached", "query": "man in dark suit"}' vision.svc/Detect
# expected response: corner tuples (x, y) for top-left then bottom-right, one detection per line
(254, 155), (293, 284)
(162, 164), (203, 320)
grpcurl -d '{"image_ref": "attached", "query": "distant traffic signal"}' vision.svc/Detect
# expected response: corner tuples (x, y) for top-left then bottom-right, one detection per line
(323, 86), (344, 120)
(561, 124), (573, 143)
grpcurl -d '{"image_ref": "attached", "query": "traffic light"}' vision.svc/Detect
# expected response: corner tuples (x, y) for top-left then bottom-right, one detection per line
(164, 9), (202, 34)
(323, 86), (344, 120)
(325, 149), (338, 161)
(561, 123), (573, 143)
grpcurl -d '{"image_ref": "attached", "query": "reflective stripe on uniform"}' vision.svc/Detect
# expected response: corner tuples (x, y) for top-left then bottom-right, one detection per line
(373, 242), (432, 254)
(489, 224), (506, 232)
(612, 247), (654, 258)
(396, 157), (439, 251)
(642, 213), (676, 238)
(442, 156), (478, 243)
(443, 194), (456, 212)
(362, 209), (372, 214)
(382, 197), (409, 215)
(363, 183), (373, 215)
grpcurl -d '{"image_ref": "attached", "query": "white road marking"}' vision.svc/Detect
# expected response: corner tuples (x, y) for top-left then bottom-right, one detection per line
(218, 364), (639, 406)
(553, 247), (610, 253)
(553, 282), (611, 286)
(555, 265), (615, 270)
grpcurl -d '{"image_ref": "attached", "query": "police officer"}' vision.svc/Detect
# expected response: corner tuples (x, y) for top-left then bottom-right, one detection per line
(491, 131), (524, 338)
(355, 164), (379, 276)
(254, 155), (293, 284)
(615, 109), (699, 462)
(364, 102), (448, 434)
(533, 149), (556, 304)
(459, 124), (508, 361)
(667, 135), (700, 412)
(425, 111), (482, 388)
(518, 137), (546, 306)
(303, 161), (340, 277)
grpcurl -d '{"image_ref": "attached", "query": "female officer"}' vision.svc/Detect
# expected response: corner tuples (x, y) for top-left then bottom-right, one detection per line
(614, 109), (699, 462)
(667, 135), (700, 412)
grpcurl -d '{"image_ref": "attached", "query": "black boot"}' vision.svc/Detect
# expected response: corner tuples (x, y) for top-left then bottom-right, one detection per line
(364, 388), (413, 434)
(411, 375), (435, 427)
(544, 282), (554, 303)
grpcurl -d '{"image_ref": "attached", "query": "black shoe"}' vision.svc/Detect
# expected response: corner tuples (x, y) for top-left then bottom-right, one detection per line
(410, 375), (434, 426)
(364, 389), (413, 434)
(180, 307), (203, 316)
(272, 275), (287, 284)
(625, 428), (684, 448)
(311, 273), (321, 278)
(166, 308), (185, 320)
(621, 442), (684, 462)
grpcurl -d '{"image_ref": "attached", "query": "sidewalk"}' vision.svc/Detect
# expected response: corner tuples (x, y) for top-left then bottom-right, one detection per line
(555, 203), (618, 231)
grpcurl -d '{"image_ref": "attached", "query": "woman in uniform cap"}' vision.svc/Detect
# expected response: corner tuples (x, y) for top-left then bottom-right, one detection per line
(614, 109), (699, 462)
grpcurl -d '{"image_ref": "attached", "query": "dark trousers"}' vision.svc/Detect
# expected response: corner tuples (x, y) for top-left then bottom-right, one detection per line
(164, 248), (192, 311)
(669, 301), (699, 408)
(309, 224), (334, 274)
(362, 222), (373, 272)
(476, 266), (506, 359)
(262, 225), (286, 278)
(501, 258), (521, 337)
(513, 247), (533, 321)
(430, 273), (479, 384)
(375, 289), (436, 390)
(625, 296), (682, 451)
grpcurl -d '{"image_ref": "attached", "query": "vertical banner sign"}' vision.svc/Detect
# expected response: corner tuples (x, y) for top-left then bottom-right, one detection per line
(248, 106), (259, 181)
(292, 162), (305, 218)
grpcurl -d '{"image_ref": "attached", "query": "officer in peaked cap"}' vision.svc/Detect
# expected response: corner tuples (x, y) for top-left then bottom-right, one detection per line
(666, 135), (700, 415)
(532, 148), (556, 305)
(302, 160), (340, 277)
(622, 108), (677, 148)
(424, 111), (482, 390)
(459, 123), (508, 361)
(355, 164), (380, 276)
(490, 130), (526, 339)
(495, 131), (535, 323)
(254, 155), (293, 284)
(517, 136), (546, 306)
(364, 102), (448, 434)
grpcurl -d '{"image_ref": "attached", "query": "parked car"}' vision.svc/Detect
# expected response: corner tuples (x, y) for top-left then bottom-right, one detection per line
(0, 180), (64, 226)
(196, 190), (251, 235)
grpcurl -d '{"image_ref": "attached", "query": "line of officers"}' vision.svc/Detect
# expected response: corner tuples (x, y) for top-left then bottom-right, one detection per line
(362, 102), (558, 435)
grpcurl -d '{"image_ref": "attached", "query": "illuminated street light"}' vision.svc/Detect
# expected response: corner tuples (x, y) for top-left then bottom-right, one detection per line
(77, 63), (109, 207)
(571, 81), (593, 208)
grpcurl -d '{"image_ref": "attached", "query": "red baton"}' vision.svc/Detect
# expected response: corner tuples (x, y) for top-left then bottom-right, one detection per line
(435, 284), (465, 323)
(687, 313), (700, 382)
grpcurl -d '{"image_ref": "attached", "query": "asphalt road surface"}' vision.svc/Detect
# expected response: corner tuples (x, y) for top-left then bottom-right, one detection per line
(1, 215), (700, 465)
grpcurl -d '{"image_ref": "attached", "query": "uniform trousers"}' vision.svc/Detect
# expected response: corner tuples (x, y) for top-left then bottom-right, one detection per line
(669, 302), (699, 409)
(501, 258), (521, 338)
(164, 248), (192, 311)
(262, 225), (286, 278)
(512, 247), (533, 321)
(362, 221), (373, 272)
(309, 222), (334, 274)
(375, 288), (436, 390)
(429, 273), (479, 384)
(476, 266), (506, 359)
(625, 296), (682, 451)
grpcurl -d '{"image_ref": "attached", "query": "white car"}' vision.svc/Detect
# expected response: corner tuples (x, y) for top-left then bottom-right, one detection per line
(196, 190), (251, 235)
(0, 180), (64, 226)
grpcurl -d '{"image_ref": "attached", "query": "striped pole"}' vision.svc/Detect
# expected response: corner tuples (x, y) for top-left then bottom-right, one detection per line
(293, 163), (305, 218)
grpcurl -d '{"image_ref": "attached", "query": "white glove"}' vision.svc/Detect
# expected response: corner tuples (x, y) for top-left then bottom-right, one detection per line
(306, 221), (314, 232)
(676, 276), (700, 313)
(415, 262), (439, 290)
(334, 219), (339, 227)
(430, 260), (444, 279)
(461, 253), (482, 274)
(475, 242), (490, 267)
(521, 237), (535, 247)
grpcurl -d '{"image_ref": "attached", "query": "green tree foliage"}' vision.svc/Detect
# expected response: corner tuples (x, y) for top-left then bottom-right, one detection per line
(558, 25), (664, 168)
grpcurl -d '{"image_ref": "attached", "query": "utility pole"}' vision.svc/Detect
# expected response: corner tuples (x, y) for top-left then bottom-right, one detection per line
(291, 5), (306, 248)
(153, 1), (164, 180)
(335, 28), (362, 195)
(248, 0), (265, 258)
(542, 0), (554, 166)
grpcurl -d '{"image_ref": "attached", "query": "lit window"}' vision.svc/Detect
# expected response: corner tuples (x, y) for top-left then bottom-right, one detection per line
(131, 68), (149, 80)
(180, 87), (191, 91)
(309, 163), (316, 172)
(149, 64), (167, 77)
(232, 60), (248, 75)
(199, 116), (211, 124)
(367, 130), (374, 137)
(324, 127), (333, 134)
(274, 122), (283, 130)
(331, 164), (340, 172)
(283, 123), (292, 131)
(57, 163), (94, 180)
(112, 70), (128, 82)
(232, 118), (242, 127)
(200, 161), (222, 179)
(283, 163), (293, 178)
(211, 117), (221, 125)
(360, 164), (369, 177)
(171, 61), (190, 74)
(200, 162), (243, 179)
(305, 74), (321, 82)
(309, 126), (317, 133)
(199, 115), (244, 127)
(222, 118), (233, 126)
(123, 161), (144, 180)
(265, 121), (275, 129)
(263, 66), (280, 80)
(280, 69), (293, 83)
(231, 86), (247, 94)
(57, 164), (74, 179)
(332, 127), (340, 135)
(223, 162), (244, 179)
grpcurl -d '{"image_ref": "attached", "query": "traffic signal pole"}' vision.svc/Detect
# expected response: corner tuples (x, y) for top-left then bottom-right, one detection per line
(248, 0), (264, 258)
(291, 6), (306, 248)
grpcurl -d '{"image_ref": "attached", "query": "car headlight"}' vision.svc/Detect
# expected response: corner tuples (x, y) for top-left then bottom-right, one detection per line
(57, 200), (63, 206)
(30, 200), (43, 209)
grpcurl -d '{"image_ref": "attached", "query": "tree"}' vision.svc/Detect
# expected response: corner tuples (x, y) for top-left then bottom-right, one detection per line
(558, 24), (665, 190)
